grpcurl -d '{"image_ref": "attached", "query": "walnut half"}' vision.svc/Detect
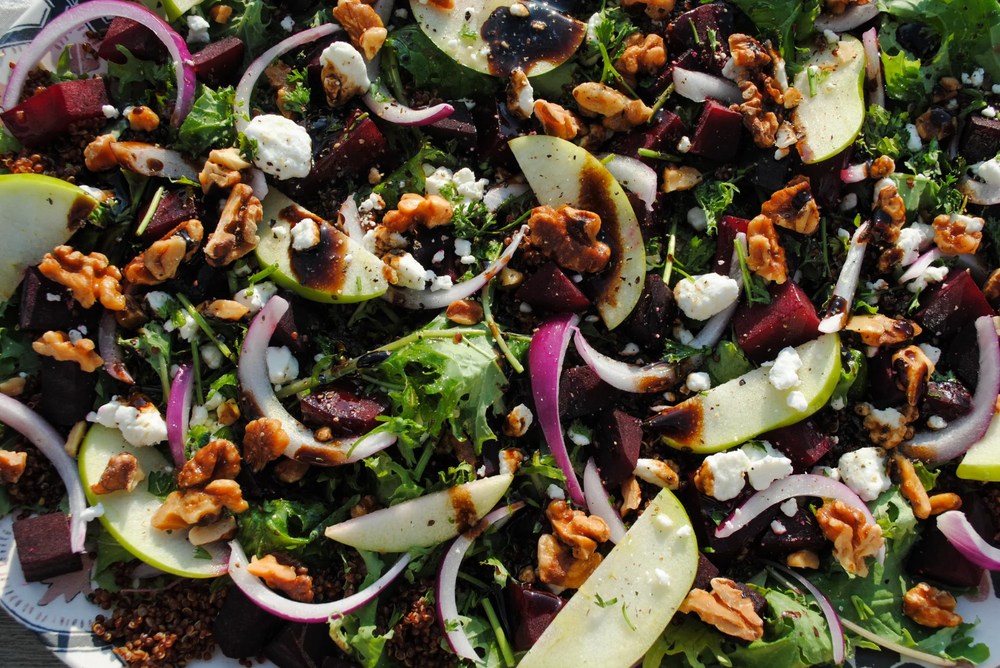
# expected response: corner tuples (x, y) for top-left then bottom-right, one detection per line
(32, 331), (104, 372)
(904, 583), (962, 628)
(332, 0), (387, 60)
(528, 205), (611, 273)
(38, 246), (125, 310)
(204, 184), (262, 267)
(178, 440), (241, 488)
(747, 214), (788, 283)
(816, 499), (884, 577)
(679, 578), (765, 642)
(546, 499), (610, 560)
(246, 554), (315, 603)
(150, 479), (248, 531)
(0, 450), (27, 484)
(90, 452), (145, 495)
(123, 219), (204, 286)
(243, 418), (290, 472)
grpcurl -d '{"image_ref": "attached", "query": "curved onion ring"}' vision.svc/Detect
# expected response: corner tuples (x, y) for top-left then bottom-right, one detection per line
(437, 504), (523, 662)
(937, 510), (1000, 570)
(819, 222), (869, 333)
(340, 193), (364, 241)
(99, 309), (133, 384)
(814, 2), (880, 32)
(382, 225), (527, 309)
(573, 330), (677, 393)
(229, 539), (410, 621)
(673, 68), (742, 105)
(165, 362), (194, 469)
(0, 394), (94, 553)
(715, 473), (885, 564)
(2, 0), (196, 125)
(583, 459), (627, 543)
(902, 316), (1000, 463)
(599, 154), (658, 212)
(240, 296), (397, 465)
(766, 561), (845, 665)
(898, 248), (945, 284)
(862, 28), (885, 109)
(840, 163), (869, 184)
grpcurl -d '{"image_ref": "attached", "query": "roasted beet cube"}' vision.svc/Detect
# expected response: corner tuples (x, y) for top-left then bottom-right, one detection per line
(922, 380), (974, 420)
(137, 188), (202, 244)
(596, 410), (642, 487)
(39, 357), (96, 426)
(689, 99), (743, 163)
(215, 586), (285, 658)
(666, 3), (735, 73)
(425, 102), (478, 154)
(712, 215), (749, 276)
(473, 96), (526, 169)
(509, 583), (566, 651)
(559, 366), (620, 419)
(300, 383), (389, 437)
(192, 36), (246, 87)
(516, 263), (591, 313)
(959, 115), (1000, 164)
(865, 352), (907, 408)
(691, 553), (720, 590)
(758, 506), (825, 556)
(799, 146), (852, 209)
(762, 420), (834, 472)
(12, 512), (82, 582)
(18, 267), (89, 332)
(301, 112), (387, 187)
(1, 77), (109, 148)
(264, 622), (340, 668)
(944, 322), (981, 390)
(625, 274), (675, 351)
(915, 270), (994, 339)
(748, 147), (791, 196)
(609, 110), (685, 164)
(98, 18), (167, 64)
(908, 493), (993, 588)
(733, 281), (821, 364)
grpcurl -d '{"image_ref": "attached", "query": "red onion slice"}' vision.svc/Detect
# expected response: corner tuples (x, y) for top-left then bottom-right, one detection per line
(530, 313), (584, 506)
(166, 362), (194, 469)
(673, 68), (742, 105)
(819, 222), (869, 333)
(766, 561), (845, 665)
(99, 309), (133, 384)
(246, 168), (269, 202)
(958, 177), (1000, 206)
(839, 618), (957, 667)
(228, 539), (410, 621)
(715, 473), (885, 564)
(583, 459), (627, 543)
(862, 28), (885, 108)
(235, 24), (341, 134)
(382, 225), (527, 309)
(2, 0), (196, 125)
(362, 48), (455, 126)
(0, 394), (93, 552)
(240, 296), (397, 465)
(898, 248), (945, 283)
(598, 154), (658, 212)
(814, 2), (880, 32)
(840, 163), (869, 184)
(340, 193), (364, 241)
(689, 233), (746, 351)
(573, 330), (677, 393)
(902, 316), (1000, 463)
(437, 503), (523, 661)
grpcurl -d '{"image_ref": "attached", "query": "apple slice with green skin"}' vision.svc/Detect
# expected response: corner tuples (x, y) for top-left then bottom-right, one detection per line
(410, 0), (585, 77)
(793, 35), (866, 164)
(509, 135), (646, 330)
(325, 474), (513, 552)
(79, 425), (228, 578)
(0, 174), (98, 301)
(256, 190), (388, 303)
(518, 488), (698, 668)
(957, 412), (1000, 481)
(650, 334), (841, 453)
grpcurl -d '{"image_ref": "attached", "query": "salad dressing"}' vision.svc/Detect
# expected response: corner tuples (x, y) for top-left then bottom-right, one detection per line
(282, 206), (350, 296)
(480, 1), (585, 77)
(646, 400), (705, 450)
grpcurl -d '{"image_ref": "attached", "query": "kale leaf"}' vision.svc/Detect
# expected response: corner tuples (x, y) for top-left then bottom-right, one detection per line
(176, 86), (238, 156)
(385, 25), (498, 100)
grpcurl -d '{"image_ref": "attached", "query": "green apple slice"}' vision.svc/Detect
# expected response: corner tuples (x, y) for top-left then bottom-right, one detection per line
(957, 412), (1000, 481)
(0, 174), (98, 301)
(79, 425), (228, 578)
(518, 488), (698, 668)
(256, 191), (388, 303)
(325, 474), (513, 552)
(652, 334), (841, 453)
(509, 135), (646, 330)
(792, 35), (866, 164)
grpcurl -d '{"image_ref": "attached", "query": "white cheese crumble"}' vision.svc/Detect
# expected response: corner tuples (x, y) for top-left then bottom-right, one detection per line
(319, 42), (371, 102)
(686, 372), (711, 392)
(654, 568), (671, 586)
(164, 310), (200, 341)
(701, 450), (752, 501)
(145, 291), (174, 317)
(280, 14), (295, 31)
(677, 136), (692, 153)
(674, 273), (739, 320)
(838, 447), (891, 501)
(686, 206), (708, 231)
(767, 346), (802, 390)
(233, 281), (278, 314)
(905, 123), (923, 151)
(928, 415), (948, 429)
(742, 441), (793, 490)
(243, 114), (312, 180)
(771, 520), (787, 534)
(88, 399), (168, 447)
(290, 219), (321, 251)
(201, 344), (224, 370)
(386, 252), (427, 289)
(896, 223), (934, 266)
(906, 264), (949, 293)
(102, 104), (119, 119)
(266, 346), (299, 385)
(546, 484), (566, 500)
(786, 391), (808, 412)
(977, 158), (1000, 185)
(918, 343), (942, 366)
(186, 15), (210, 44)
(780, 498), (798, 517)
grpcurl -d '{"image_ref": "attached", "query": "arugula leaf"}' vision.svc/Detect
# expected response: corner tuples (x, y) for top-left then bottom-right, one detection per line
(372, 142), (455, 209)
(278, 69), (311, 117)
(878, 22), (927, 101)
(0, 325), (39, 381)
(385, 25), (498, 101)
(237, 497), (357, 559)
(329, 552), (394, 668)
(176, 85), (238, 156)
(663, 338), (707, 364)
(481, 556), (510, 587)
(107, 46), (174, 108)
(364, 452), (425, 506)
(219, 0), (271, 58)
(125, 323), (172, 398)
(675, 235), (716, 276)
(645, 615), (732, 668)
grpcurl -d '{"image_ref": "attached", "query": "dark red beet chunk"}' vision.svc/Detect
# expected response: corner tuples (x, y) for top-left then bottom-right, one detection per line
(214, 586), (285, 658)
(748, 147), (791, 196)
(300, 383), (389, 437)
(18, 267), (89, 332)
(301, 112), (387, 187)
(713, 215), (749, 276)
(691, 553), (720, 590)
(425, 102), (478, 154)
(509, 583), (566, 651)
(39, 357), (96, 426)
(264, 622), (340, 668)
(866, 352), (907, 408)
(515, 263), (591, 312)
(915, 270), (995, 339)
(689, 99), (743, 163)
(908, 493), (992, 588)
(137, 188), (203, 244)
(646, 50), (700, 102)
(596, 410), (642, 487)
(559, 366), (620, 419)
(944, 322), (981, 390)
(733, 281), (821, 364)
(762, 420), (834, 472)
(1, 78), (109, 148)
(799, 146), (852, 209)
(625, 274), (675, 351)
(192, 36), (246, 87)
(959, 115), (1000, 163)
(922, 380), (973, 420)
(98, 18), (167, 64)
(473, 96), (526, 169)
(757, 506), (825, 556)
(666, 3), (735, 73)
(609, 110), (685, 165)
(12, 512), (82, 582)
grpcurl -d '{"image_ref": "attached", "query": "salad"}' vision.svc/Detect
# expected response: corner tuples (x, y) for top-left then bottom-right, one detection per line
(1, 0), (1000, 666)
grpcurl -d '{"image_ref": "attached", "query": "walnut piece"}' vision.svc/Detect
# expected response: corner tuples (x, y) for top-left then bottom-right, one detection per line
(983, 269), (1000, 306)
(244, 418), (291, 472)
(124, 219), (204, 285)
(382, 193), (454, 233)
(816, 499), (884, 577)
(915, 107), (956, 142)
(274, 458), (310, 483)
(891, 453), (961, 521)
(209, 4), (233, 22)
(747, 214), (788, 283)
(150, 479), (248, 531)
(679, 578), (764, 642)
(729, 34), (772, 69)
(332, 0), (387, 60)
(322, 55), (369, 108)
(869, 155), (895, 179)
(904, 583), (962, 628)
(90, 452), (145, 495)
(663, 165), (704, 193)
(0, 376), (25, 397)
(126, 106), (160, 132)
(546, 499), (610, 560)
(528, 205), (612, 273)
(32, 331), (104, 372)
(188, 516), (237, 545)
(178, 440), (241, 488)
(0, 450), (27, 484)
(572, 82), (652, 131)
(620, 475), (641, 516)
(199, 159), (241, 194)
(506, 69), (534, 120)
(246, 554), (315, 603)
(859, 403), (918, 449)
(844, 314), (920, 347)
(786, 550), (820, 569)
(217, 399), (241, 427)
(446, 299), (484, 326)
(760, 179), (820, 235)
(502, 405), (532, 438)
(824, 0), (872, 14)
(39, 246), (125, 310)
(892, 345), (935, 406)
(85, 134), (118, 172)
(533, 100), (582, 140)
(200, 299), (250, 321)
(536, 533), (603, 589)
(933, 213), (983, 255)
(739, 80), (780, 148)
(616, 33), (667, 76)
(204, 184), (262, 267)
